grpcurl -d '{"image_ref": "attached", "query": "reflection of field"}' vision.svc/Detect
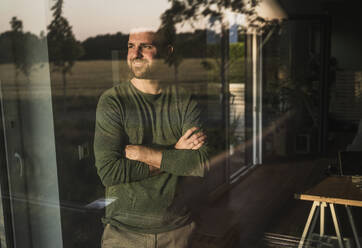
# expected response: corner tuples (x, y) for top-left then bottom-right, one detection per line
(0, 58), (245, 158)
(0, 59), (199, 97)
(0, 58), (244, 99)
(0, 58), (246, 161)
(0, 59), (245, 153)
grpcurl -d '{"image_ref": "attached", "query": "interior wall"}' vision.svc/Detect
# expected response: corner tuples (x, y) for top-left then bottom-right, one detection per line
(329, 1), (362, 70)
(278, 0), (362, 70)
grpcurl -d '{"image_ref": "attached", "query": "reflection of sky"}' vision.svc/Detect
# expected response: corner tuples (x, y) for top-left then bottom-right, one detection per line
(0, 0), (49, 35)
(0, 0), (170, 41)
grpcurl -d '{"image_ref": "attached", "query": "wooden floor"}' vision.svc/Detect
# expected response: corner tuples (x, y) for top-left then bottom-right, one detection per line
(194, 156), (362, 247)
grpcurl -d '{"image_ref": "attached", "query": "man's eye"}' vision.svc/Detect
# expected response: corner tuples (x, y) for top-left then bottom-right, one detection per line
(143, 45), (153, 49)
(128, 44), (134, 49)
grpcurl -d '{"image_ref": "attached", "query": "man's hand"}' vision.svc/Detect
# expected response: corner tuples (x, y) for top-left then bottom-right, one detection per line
(124, 127), (206, 175)
(125, 145), (162, 169)
(175, 127), (206, 150)
(125, 145), (143, 161)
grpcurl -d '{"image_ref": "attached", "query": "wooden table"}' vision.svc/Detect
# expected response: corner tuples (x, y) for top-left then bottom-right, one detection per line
(295, 176), (362, 248)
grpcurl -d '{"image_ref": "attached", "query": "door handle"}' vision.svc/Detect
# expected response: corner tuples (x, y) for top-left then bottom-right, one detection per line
(14, 152), (24, 177)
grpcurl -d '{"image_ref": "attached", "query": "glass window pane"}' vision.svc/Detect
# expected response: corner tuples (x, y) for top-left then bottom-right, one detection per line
(2, 0), (360, 247)
(0, 1), (62, 247)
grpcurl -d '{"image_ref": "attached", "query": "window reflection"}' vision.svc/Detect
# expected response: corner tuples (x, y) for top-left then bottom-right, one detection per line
(0, 0), (362, 247)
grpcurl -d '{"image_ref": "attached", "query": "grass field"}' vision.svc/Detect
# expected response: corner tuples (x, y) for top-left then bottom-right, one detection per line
(0, 58), (244, 98)
(0, 58), (245, 153)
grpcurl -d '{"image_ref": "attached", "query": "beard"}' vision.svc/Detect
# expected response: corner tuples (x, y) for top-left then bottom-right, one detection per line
(128, 59), (154, 79)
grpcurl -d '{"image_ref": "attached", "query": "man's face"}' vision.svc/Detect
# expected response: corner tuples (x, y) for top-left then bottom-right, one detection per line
(127, 31), (159, 79)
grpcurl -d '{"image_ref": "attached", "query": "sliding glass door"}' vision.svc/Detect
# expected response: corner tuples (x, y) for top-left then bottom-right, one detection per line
(0, 1), (63, 247)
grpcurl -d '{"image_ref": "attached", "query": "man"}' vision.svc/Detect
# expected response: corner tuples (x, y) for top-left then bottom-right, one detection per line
(94, 28), (209, 248)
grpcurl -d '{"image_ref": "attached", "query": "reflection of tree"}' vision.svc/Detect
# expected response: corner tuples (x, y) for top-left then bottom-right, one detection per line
(81, 33), (129, 60)
(160, 0), (276, 82)
(10, 17), (23, 84)
(47, 0), (83, 112)
(200, 39), (245, 83)
(160, 0), (264, 156)
(9, 17), (40, 84)
(10, 16), (22, 32)
(160, 0), (259, 26)
(161, 1), (234, 85)
(159, 13), (182, 82)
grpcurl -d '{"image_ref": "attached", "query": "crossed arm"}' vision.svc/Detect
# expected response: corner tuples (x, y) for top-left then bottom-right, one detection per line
(94, 92), (209, 186)
(125, 127), (206, 172)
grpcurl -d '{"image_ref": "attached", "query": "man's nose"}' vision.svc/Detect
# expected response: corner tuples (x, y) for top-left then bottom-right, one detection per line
(135, 46), (143, 58)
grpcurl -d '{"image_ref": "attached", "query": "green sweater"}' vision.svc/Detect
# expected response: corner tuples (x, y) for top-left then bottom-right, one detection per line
(94, 81), (209, 234)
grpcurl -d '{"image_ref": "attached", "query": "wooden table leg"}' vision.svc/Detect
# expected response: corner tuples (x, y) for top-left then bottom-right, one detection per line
(345, 205), (361, 248)
(298, 201), (319, 248)
(306, 203), (320, 244)
(329, 203), (345, 248)
(320, 202), (326, 236)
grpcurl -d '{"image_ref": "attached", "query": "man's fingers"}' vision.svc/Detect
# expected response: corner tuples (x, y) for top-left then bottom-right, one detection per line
(192, 141), (204, 150)
(197, 135), (207, 143)
(188, 132), (206, 144)
(196, 133), (206, 141)
(175, 127), (207, 150)
(182, 127), (199, 139)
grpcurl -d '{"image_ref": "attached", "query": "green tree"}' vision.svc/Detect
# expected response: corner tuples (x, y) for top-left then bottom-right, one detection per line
(1, 20), (47, 66)
(47, 0), (83, 111)
(160, 0), (275, 82)
(9, 16), (23, 83)
(9, 17), (42, 84)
